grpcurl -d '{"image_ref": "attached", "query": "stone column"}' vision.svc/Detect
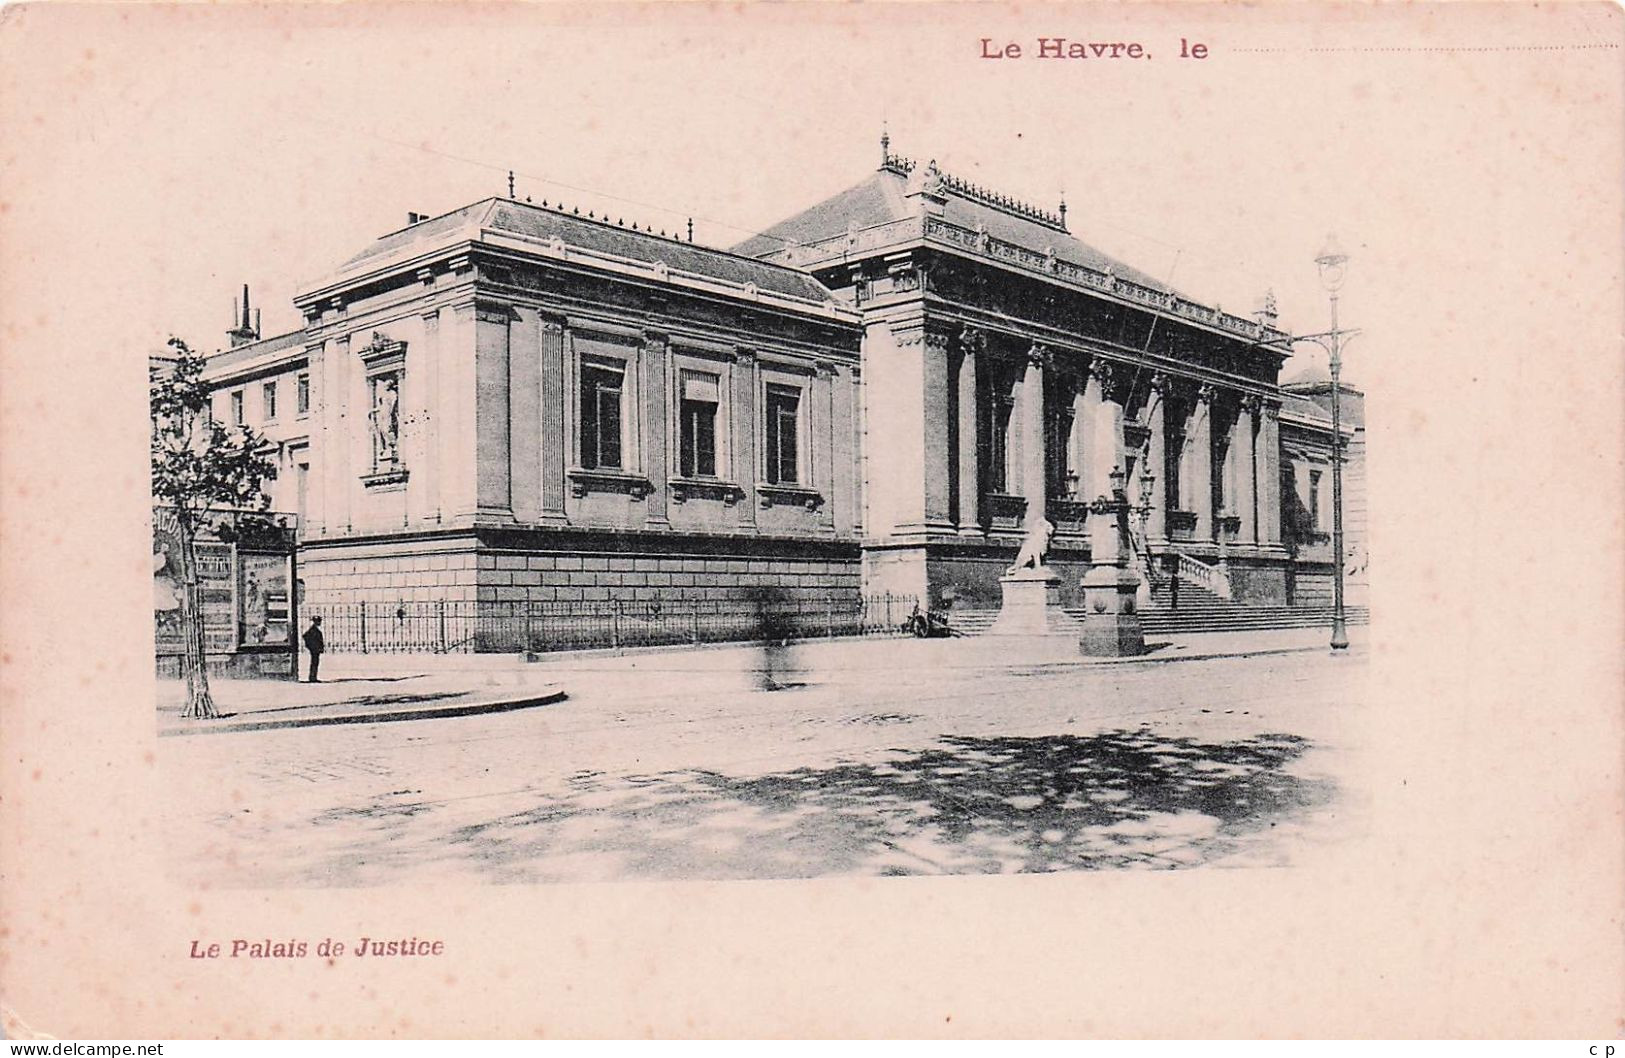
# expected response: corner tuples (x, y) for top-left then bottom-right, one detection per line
(831, 363), (855, 536)
(1235, 394), (1257, 547)
(508, 308), (541, 525)
(733, 349), (758, 526)
(1189, 384), (1215, 542)
(1259, 399), (1283, 546)
(643, 331), (669, 528)
(1076, 360), (1101, 501)
(538, 317), (567, 524)
(303, 338), (328, 535)
(1078, 357), (1145, 657)
(1145, 373), (1168, 546)
(922, 327), (953, 532)
(326, 327), (354, 533)
(419, 309), (443, 525)
(1085, 358), (1123, 558)
(813, 362), (838, 531)
(849, 365), (864, 536)
(955, 327), (982, 535)
(1020, 344), (1048, 529)
(473, 300), (514, 521)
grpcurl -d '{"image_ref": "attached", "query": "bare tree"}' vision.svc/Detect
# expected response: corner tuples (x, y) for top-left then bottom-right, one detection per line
(150, 338), (278, 719)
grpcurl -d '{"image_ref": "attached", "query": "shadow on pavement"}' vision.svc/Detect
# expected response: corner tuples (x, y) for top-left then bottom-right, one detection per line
(390, 726), (1339, 883)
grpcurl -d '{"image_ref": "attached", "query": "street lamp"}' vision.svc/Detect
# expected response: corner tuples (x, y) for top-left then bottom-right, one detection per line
(1314, 235), (1351, 651)
(1135, 465), (1158, 608)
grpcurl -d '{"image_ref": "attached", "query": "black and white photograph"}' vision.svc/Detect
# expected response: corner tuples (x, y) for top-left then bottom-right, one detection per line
(2, 0), (1621, 1040)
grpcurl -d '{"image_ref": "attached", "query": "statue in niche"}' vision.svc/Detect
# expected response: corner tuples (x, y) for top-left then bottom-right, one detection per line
(371, 374), (400, 467)
(1008, 517), (1055, 574)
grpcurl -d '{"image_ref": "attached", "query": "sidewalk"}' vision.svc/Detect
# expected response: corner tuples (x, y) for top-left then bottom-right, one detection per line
(525, 623), (1367, 677)
(156, 670), (565, 737)
(157, 624), (1362, 736)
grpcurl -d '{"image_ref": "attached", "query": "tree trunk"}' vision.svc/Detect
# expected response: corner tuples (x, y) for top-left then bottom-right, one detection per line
(177, 518), (218, 720)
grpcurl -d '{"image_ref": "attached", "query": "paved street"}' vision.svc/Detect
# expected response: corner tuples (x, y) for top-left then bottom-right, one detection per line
(160, 633), (1368, 886)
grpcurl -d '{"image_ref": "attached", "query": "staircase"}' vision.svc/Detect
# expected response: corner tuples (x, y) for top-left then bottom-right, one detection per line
(943, 580), (1370, 638)
(1136, 580), (1370, 635)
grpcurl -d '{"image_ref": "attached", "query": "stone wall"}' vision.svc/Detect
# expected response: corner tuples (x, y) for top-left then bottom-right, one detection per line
(298, 530), (863, 611)
(474, 549), (859, 606)
(300, 545), (480, 604)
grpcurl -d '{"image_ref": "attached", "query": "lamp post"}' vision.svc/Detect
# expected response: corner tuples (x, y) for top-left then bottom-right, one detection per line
(1314, 236), (1351, 651)
(1135, 464), (1157, 609)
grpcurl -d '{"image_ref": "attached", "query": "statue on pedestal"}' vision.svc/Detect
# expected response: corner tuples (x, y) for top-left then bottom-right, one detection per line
(1008, 517), (1055, 574)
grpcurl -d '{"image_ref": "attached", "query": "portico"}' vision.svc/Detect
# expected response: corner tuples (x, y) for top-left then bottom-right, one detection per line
(739, 147), (1292, 610)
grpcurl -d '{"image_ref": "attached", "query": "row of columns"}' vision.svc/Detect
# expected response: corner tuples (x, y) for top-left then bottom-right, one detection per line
(945, 326), (1283, 552)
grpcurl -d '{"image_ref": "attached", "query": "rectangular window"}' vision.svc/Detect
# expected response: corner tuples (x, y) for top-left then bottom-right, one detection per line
(1166, 433), (1183, 511)
(262, 381), (277, 422)
(579, 362), (624, 470)
(989, 395), (1014, 494)
(1046, 404), (1075, 497)
(231, 390), (245, 426)
(679, 371), (719, 478)
(765, 383), (800, 485)
(1309, 470), (1323, 530)
(296, 373), (310, 415)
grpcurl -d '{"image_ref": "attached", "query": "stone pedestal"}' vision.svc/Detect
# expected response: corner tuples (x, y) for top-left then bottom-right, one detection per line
(982, 566), (1082, 660)
(1078, 563), (1147, 656)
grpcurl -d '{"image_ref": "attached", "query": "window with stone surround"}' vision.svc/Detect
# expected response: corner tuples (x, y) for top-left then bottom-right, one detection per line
(679, 370), (719, 478)
(989, 388), (1015, 494)
(296, 373), (310, 416)
(764, 383), (800, 485)
(262, 380), (277, 423)
(230, 389), (245, 427)
(1309, 469), (1322, 530)
(1045, 388), (1077, 498)
(579, 360), (625, 471)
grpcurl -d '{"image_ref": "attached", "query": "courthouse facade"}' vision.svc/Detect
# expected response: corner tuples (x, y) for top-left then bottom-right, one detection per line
(196, 143), (1363, 623)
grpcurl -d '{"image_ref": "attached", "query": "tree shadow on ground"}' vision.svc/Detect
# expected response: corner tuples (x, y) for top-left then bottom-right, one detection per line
(420, 726), (1337, 882)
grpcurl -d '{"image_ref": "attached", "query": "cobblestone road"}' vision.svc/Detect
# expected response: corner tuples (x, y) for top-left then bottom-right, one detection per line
(161, 643), (1368, 886)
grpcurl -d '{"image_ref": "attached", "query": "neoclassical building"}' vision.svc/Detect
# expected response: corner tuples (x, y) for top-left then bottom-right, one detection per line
(194, 141), (1364, 633)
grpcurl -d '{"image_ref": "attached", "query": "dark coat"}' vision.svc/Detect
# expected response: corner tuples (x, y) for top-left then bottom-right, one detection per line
(302, 624), (325, 654)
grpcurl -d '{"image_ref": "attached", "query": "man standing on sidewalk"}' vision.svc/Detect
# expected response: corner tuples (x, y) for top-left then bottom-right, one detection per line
(302, 616), (325, 683)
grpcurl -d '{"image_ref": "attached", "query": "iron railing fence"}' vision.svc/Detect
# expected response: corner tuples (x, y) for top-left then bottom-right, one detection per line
(302, 593), (926, 655)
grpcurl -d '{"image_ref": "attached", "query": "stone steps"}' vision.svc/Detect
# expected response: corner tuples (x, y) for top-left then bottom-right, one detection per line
(946, 604), (1370, 637)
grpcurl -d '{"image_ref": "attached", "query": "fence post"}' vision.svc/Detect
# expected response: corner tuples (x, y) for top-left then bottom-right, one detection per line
(359, 604), (368, 654)
(825, 591), (835, 639)
(437, 599), (447, 653)
(885, 593), (893, 631)
(611, 599), (622, 653)
(690, 608), (700, 645)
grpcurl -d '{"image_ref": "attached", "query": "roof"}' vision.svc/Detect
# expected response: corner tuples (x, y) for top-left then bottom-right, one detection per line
(1284, 364), (1363, 392)
(203, 328), (309, 374)
(732, 164), (1171, 293)
(339, 198), (834, 303)
(1280, 393), (1332, 425)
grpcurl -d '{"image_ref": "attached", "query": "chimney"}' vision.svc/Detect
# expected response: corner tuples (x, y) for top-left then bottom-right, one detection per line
(227, 283), (260, 347)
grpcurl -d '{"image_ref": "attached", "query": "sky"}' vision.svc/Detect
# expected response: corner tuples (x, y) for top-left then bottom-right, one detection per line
(3, 1), (1530, 383)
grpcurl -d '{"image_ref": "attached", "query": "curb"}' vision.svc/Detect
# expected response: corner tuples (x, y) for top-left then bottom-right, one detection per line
(158, 689), (567, 737)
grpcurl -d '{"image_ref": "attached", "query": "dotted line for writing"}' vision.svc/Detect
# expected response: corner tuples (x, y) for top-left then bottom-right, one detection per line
(1234, 43), (1620, 53)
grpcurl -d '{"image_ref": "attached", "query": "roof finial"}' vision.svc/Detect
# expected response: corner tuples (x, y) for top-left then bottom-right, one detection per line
(507, 170), (515, 198)
(880, 121), (890, 165)
(687, 217), (694, 243)
(1058, 193), (1068, 229)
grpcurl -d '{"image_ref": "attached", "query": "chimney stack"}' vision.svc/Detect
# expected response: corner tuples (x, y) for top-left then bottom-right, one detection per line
(227, 283), (260, 348)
